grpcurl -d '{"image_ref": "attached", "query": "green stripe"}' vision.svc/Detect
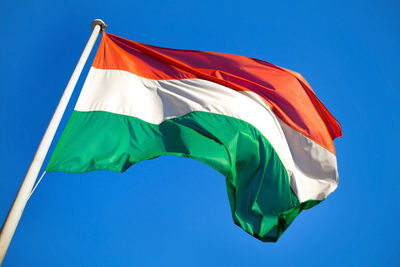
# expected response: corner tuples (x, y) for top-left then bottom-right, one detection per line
(47, 110), (317, 241)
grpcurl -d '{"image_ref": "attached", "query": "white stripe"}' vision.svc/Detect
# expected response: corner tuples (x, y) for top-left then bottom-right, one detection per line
(240, 91), (338, 200)
(76, 67), (338, 201)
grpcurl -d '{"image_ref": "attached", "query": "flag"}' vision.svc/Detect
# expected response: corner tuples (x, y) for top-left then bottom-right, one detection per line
(47, 32), (342, 241)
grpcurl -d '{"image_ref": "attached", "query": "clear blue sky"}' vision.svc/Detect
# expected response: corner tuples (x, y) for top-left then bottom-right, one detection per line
(1, 0), (399, 266)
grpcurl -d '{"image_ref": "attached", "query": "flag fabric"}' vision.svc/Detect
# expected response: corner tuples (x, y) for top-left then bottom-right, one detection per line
(46, 32), (342, 241)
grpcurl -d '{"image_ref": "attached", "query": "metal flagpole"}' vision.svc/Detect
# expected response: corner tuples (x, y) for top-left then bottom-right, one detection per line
(0, 19), (107, 265)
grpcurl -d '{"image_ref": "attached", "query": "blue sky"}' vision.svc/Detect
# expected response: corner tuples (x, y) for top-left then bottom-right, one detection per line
(1, 0), (399, 266)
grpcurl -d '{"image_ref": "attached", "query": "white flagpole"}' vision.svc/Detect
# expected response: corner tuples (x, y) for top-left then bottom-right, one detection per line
(0, 19), (107, 265)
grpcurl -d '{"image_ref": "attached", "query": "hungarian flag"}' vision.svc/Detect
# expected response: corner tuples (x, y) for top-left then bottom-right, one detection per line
(47, 32), (342, 241)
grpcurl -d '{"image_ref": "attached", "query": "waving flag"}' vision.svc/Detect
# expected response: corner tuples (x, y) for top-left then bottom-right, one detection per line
(46, 32), (342, 241)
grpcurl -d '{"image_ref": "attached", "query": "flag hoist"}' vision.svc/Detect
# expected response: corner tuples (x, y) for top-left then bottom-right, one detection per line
(0, 19), (107, 264)
(0, 19), (342, 264)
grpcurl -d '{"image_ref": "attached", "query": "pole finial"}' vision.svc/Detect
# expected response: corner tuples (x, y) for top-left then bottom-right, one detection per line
(91, 19), (107, 31)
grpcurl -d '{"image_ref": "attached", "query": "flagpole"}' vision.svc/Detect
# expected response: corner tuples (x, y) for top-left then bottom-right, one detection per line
(0, 19), (107, 265)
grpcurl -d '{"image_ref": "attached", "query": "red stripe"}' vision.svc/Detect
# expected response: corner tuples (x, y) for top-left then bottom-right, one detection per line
(92, 32), (342, 154)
